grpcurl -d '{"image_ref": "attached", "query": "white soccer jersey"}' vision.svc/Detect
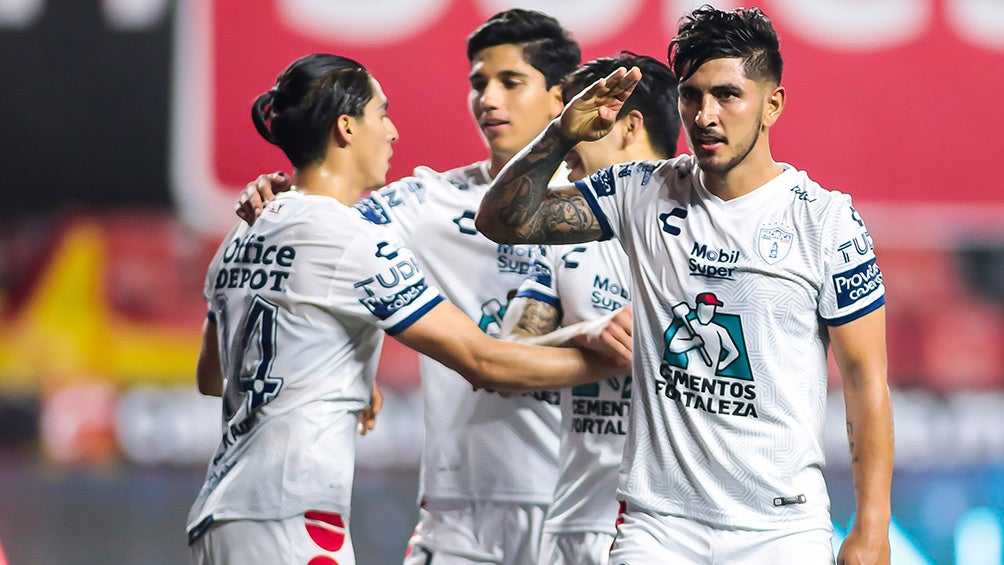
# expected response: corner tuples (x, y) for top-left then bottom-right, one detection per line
(515, 240), (632, 534)
(576, 155), (885, 530)
(187, 191), (443, 541)
(354, 162), (561, 503)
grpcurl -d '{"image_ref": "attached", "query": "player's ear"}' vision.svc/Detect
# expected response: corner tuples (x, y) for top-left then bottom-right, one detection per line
(762, 84), (785, 129)
(547, 84), (564, 119)
(622, 109), (644, 147)
(332, 114), (353, 146)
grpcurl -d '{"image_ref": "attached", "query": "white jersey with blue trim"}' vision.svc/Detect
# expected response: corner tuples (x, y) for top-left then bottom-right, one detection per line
(187, 191), (443, 539)
(516, 240), (633, 534)
(355, 161), (561, 504)
(575, 155), (885, 530)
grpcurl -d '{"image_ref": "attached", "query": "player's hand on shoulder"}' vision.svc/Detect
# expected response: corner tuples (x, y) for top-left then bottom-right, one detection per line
(236, 171), (292, 225)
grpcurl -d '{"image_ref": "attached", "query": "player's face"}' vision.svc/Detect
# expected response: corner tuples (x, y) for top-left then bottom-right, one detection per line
(469, 44), (564, 165)
(564, 118), (628, 182)
(350, 78), (399, 188)
(678, 57), (772, 176)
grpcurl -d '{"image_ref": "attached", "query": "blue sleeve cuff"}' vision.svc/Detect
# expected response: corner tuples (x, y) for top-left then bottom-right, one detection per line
(574, 180), (614, 241)
(824, 295), (885, 327)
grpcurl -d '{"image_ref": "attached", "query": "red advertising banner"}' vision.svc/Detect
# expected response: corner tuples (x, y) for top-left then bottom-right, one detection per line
(172, 0), (1004, 234)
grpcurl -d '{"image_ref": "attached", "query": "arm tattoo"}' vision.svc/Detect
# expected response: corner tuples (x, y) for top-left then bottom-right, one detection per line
(846, 421), (860, 464)
(515, 300), (561, 337)
(522, 191), (603, 243)
(488, 122), (600, 243)
(494, 125), (571, 228)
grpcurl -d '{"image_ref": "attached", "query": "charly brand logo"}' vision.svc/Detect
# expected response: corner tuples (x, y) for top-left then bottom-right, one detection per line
(659, 207), (687, 236)
(757, 222), (795, 265)
(658, 293), (758, 418)
(452, 210), (478, 236)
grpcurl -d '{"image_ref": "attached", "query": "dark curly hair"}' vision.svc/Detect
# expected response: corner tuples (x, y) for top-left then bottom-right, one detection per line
(668, 5), (782, 85)
(466, 9), (581, 88)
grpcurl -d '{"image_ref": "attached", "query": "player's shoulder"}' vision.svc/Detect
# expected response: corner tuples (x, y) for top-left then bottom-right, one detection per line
(372, 161), (489, 198)
(781, 164), (854, 213)
(277, 192), (373, 235)
(413, 161), (491, 191)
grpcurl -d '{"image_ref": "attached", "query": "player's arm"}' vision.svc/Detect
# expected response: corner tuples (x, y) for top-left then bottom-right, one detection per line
(196, 315), (223, 397)
(501, 297), (632, 364)
(476, 67), (641, 244)
(394, 301), (628, 391)
(830, 306), (893, 565)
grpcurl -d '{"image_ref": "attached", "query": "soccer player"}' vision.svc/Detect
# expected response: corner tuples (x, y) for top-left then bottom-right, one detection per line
(235, 10), (595, 564)
(498, 52), (680, 565)
(476, 6), (894, 564)
(189, 53), (624, 565)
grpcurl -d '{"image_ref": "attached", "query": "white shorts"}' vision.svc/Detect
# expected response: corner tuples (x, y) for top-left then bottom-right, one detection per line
(403, 499), (548, 565)
(538, 530), (614, 565)
(609, 504), (834, 565)
(189, 510), (355, 565)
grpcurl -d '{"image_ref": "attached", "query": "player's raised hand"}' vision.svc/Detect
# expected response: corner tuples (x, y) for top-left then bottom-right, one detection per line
(236, 171), (293, 225)
(559, 66), (642, 143)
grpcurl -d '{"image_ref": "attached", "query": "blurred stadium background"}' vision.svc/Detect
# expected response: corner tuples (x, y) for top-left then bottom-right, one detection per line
(0, 1), (1002, 563)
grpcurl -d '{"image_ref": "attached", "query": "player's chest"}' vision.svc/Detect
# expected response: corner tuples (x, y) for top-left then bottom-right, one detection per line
(552, 244), (632, 320)
(636, 201), (819, 293)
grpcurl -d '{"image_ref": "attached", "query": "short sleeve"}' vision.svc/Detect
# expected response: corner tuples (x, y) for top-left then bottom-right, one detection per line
(332, 222), (443, 335)
(818, 196), (886, 326)
(575, 161), (661, 242)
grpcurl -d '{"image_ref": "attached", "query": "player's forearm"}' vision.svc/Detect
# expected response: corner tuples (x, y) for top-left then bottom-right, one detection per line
(843, 377), (894, 531)
(469, 337), (613, 391)
(476, 120), (576, 243)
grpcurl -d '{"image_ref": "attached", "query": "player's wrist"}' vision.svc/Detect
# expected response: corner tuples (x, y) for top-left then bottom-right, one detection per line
(548, 119), (580, 150)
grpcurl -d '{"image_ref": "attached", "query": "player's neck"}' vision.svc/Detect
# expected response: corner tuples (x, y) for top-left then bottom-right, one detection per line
(702, 150), (783, 201)
(293, 165), (365, 206)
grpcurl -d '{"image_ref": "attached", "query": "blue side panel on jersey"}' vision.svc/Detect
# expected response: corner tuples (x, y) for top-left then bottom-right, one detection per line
(514, 288), (560, 308)
(824, 295), (885, 327)
(574, 180), (613, 241)
(386, 295), (444, 335)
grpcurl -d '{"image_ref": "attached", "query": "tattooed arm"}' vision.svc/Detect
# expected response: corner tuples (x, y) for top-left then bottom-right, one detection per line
(501, 297), (632, 364)
(830, 307), (893, 565)
(476, 66), (642, 244)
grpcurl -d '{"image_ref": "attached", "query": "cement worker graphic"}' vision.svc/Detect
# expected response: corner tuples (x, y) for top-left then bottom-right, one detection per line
(667, 292), (740, 376)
